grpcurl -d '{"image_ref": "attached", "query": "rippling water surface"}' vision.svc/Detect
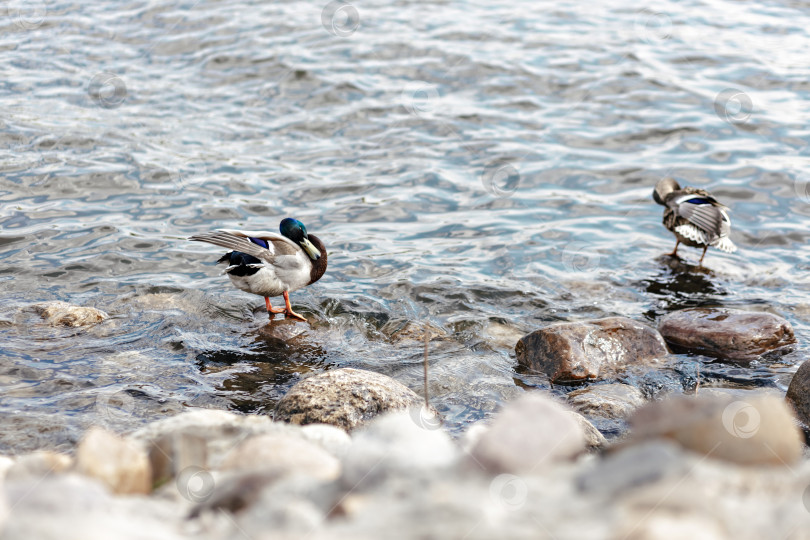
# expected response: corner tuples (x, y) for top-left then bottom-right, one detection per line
(2, 0), (810, 451)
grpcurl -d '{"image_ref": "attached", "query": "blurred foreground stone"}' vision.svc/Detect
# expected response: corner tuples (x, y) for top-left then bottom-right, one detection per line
(471, 393), (585, 473)
(515, 317), (668, 382)
(626, 392), (802, 466)
(75, 427), (151, 495)
(275, 368), (423, 431)
(658, 308), (795, 361)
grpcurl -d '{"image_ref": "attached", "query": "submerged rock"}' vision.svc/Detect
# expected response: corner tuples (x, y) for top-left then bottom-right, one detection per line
(470, 393), (584, 473)
(626, 392), (802, 466)
(786, 359), (810, 426)
(32, 301), (108, 327)
(515, 317), (668, 382)
(567, 383), (646, 419)
(74, 427), (151, 495)
(567, 411), (607, 450)
(275, 368), (423, 431)
(658, 308), (795, 361)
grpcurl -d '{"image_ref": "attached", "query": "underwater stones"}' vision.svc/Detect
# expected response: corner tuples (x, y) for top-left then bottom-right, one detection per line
(274, 368), (423, 431)
(786, 359), (810, 426)
(32, 301), (108, 327)
(658, 308), (795, 361)
(626, 392), (802, 466)
(515, 317), (668, 382)
(567, 383), (646, 419)
(470, 393), (584, 473)
(75, 427), (151, 495)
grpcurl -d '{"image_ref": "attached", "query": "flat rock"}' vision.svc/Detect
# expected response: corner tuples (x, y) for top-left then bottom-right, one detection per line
(786, 359), (810, 426)
(275, 368), (423, 431)
(627, 392), (802, 466)
(515, 317), (668, 382)
(567, 383), (646, 419)
(658, 308), (795, 361)
(220, 433), (340, 482)
(74, 427), (151, 495)
(32, 301), (108, 327)
(470, 393), (584, 473)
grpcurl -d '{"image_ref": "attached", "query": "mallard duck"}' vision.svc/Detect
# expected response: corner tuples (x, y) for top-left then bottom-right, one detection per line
(653, 178), (737, 265)
(189, 218), (327, 322)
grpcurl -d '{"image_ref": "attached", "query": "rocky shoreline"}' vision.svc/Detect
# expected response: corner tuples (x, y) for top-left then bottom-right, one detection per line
(3, 301), (810, 538)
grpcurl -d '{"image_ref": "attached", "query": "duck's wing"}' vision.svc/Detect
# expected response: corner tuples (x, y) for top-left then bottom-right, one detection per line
(673, 194), (731, 242)
(189, 229), (299, 263)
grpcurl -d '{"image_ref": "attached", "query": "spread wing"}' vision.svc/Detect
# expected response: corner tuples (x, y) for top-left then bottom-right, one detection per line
(673, 195), (731, 242)
(189, 229), (300, 263)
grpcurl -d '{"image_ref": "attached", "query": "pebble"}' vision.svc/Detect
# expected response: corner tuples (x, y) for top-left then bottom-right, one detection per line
(220, 433), (340, 482)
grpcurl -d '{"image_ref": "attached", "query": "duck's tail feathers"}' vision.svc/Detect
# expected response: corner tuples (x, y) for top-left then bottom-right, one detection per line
(675, 224), (707, 245)
(711, 236), (737, 253)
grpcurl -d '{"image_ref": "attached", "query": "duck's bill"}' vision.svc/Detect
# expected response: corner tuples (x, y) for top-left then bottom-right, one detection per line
(300, 238), (321, 260)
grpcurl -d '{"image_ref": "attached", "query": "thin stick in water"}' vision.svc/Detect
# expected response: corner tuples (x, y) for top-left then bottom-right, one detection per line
(423, 322), (430, 408)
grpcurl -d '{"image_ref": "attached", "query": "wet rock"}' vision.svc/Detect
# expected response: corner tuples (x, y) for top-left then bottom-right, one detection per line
(148, 432), (207, 487)
(275, 368), (423, 431)
(658, 308), (795, 361)
(516, 317), (668, 382)
(32, 301), (108, 327)
(6, 451), (72, 482)
(567, 383), (646, 419)
(471, 393), (584, 473)
(342, 411), (457, 489)
(220, 433), (340, 482)
(74, 427), (151, 494)
(627, 393), (802, 466)
(567, 412), (607, 450)
(787, 360), (810, 426)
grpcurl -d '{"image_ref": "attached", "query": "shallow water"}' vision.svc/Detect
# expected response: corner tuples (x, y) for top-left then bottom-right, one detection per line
(1, 0), (810, 452)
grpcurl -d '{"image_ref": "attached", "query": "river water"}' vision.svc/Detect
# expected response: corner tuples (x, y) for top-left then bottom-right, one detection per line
(1, 0), (810, 452)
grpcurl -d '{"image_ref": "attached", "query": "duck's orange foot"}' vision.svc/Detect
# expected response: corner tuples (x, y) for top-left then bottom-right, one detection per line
(284, 309), (308, 322)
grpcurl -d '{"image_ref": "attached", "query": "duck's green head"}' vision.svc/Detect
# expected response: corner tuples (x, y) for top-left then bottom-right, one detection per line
(280, 218), (321, 260)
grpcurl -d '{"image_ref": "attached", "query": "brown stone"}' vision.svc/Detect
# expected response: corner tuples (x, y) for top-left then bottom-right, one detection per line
(515, 317), (668, 382)
(274, 368), (423, 431)
(658, 308), (794, 361)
